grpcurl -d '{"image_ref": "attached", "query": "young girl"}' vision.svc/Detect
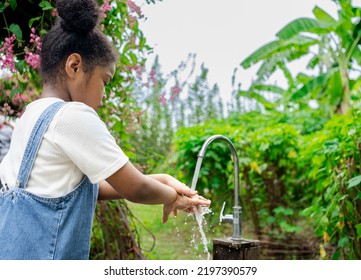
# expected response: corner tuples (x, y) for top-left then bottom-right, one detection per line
(0, 0), (210, 260)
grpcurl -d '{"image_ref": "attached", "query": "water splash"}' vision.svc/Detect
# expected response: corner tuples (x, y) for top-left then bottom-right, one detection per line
(193, 206), (212, 260)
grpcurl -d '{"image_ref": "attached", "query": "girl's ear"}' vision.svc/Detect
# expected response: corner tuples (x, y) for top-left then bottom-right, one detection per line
(65, 53), (83, 78)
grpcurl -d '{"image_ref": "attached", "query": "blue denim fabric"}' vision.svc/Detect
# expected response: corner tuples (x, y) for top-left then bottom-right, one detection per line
(0, 102), (99, 259)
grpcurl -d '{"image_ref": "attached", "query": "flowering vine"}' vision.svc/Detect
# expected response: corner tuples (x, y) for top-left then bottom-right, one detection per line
(100, 0), (112, 18)
(0, 0), (147, 119)
(0, 34), (16, 73)
(24, 28), (42, 70)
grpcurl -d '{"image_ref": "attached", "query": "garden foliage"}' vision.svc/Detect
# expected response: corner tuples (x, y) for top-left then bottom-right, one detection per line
(170, 0), (361, 259)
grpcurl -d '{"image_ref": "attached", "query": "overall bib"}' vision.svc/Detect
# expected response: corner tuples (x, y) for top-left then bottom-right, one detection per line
(0, 101), (99, 259)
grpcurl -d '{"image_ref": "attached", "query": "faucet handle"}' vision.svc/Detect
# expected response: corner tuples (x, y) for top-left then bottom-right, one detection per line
(220, 201), (233, 224)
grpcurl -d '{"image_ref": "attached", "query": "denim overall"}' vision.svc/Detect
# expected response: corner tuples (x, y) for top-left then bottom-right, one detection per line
(0, 101), (99, 259)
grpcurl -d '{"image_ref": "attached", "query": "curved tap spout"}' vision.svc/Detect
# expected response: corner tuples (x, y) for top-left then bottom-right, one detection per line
(190, 134), (243, 240)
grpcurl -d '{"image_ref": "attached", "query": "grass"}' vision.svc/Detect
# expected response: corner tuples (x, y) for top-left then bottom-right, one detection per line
(126, 202), (234, 260)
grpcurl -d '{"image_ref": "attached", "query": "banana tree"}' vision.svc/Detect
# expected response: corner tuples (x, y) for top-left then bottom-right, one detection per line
(240, 0), (361, 115)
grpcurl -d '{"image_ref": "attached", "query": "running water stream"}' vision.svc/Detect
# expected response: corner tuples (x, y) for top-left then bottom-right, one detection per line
(190, 156), (212, 259)
(193, 206), (212, 260)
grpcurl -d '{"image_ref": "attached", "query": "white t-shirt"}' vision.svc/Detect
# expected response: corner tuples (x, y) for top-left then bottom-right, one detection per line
(0, 97), (129, 198)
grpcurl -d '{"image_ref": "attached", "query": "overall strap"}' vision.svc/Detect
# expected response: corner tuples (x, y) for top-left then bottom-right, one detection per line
(16, 101), (65, 189)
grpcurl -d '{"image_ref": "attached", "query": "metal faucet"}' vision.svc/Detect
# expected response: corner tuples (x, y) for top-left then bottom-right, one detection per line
(190, 134), (243, 241)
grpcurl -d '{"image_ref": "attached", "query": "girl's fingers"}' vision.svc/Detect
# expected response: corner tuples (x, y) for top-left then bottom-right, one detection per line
(192, 196), (211, 207)
(177, 186), (197, 197)
(163, 194), (211, 223)
(162, 203), (172, 223)
(166, 176), (197, 197)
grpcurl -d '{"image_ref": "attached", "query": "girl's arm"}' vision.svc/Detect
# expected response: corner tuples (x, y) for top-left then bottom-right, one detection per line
(105, 161), (178, 204)
(98, 180), (123, 200)
(98, 161), (211, 222)
(98, 173), (197, 200)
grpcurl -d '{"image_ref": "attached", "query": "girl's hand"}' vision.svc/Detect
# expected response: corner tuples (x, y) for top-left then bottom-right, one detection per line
(147, 174), (197, 197)
(162, 194), (211, 223)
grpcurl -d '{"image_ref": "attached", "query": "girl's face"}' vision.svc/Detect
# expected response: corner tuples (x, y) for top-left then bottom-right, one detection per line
(76, 63), (116, 111)
(66, 56), (115, 111)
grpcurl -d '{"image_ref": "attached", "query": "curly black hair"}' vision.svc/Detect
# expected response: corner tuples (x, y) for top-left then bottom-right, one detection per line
(40, 0), (117, 84)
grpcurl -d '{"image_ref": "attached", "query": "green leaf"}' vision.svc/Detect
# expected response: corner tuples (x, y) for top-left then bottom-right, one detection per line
(307, 56), (320, 69)
(356, 192), (361, 200)
(39, 29), (48, 36)
(276, 18), (331, 40)
(253, 84), (285, 95)
(15, 60), (25, 74)
(18, 80), (28, 92)
(291, 68), (337, 101)
(9, 0), (17, 10)
(29, 16), (42, 28)
(347, 175), (361, 189)
(266, 216), (276, 225)
(241, 41), (279, 69)
(0, 2), (6, 13)
(238, 90), (276, 110)
(356, 223), (361, 239)
(39, 0), (53, 10)
(313, 6), (337, 24)
(139, 36), (146, 49)
(274, 206), (294, 216)
(241, 35), (317, 69)
(9, 88), (20, 99)
(129, 52), (137, 64)
(8, 23), (22, 40)
(338, 236), (349, 248)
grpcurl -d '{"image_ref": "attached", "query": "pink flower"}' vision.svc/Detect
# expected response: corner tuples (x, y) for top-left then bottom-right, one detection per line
(149, 69), (156, 82)
(25, 51), (41, 69)
(0, 34), (17, 73)
(126, 0), (143, 17)
(100, 0), (112, 18)
(1, 103), (14, 116)
(159, 92), (167, 106)
(135, 65), (143, 77)
(51, 8), (58, 17)
(169, 84), (182, 102)
(29, 28), (42, 51)
(128, 15), (137, 28)
(171, 84), (181, 95)
(148, 69), (159, 87)
(23, 28), (42, 70)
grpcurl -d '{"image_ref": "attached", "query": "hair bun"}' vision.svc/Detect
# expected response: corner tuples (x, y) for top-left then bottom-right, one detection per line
(57, 0), (100, 34)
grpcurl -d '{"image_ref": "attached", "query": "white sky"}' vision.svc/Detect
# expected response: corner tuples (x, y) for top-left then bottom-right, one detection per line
(137, 0), (361, 102)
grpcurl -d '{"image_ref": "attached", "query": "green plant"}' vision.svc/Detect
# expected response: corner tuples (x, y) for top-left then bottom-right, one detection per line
(239, 0), (361, 115)
(173, 112), (305, 237)
(301, 110), (361, 259)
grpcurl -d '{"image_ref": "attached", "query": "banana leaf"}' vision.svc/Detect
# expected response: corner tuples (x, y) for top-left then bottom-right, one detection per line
(291, 68), (338, 101)
(313, 6), (337, 24)
(241, 35), (317, 69)
(276, 18), (333, 40)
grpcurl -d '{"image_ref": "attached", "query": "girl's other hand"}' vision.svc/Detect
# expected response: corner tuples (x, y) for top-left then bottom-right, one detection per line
(147, 174), (197, 197)
(162, 194), (211, 223)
